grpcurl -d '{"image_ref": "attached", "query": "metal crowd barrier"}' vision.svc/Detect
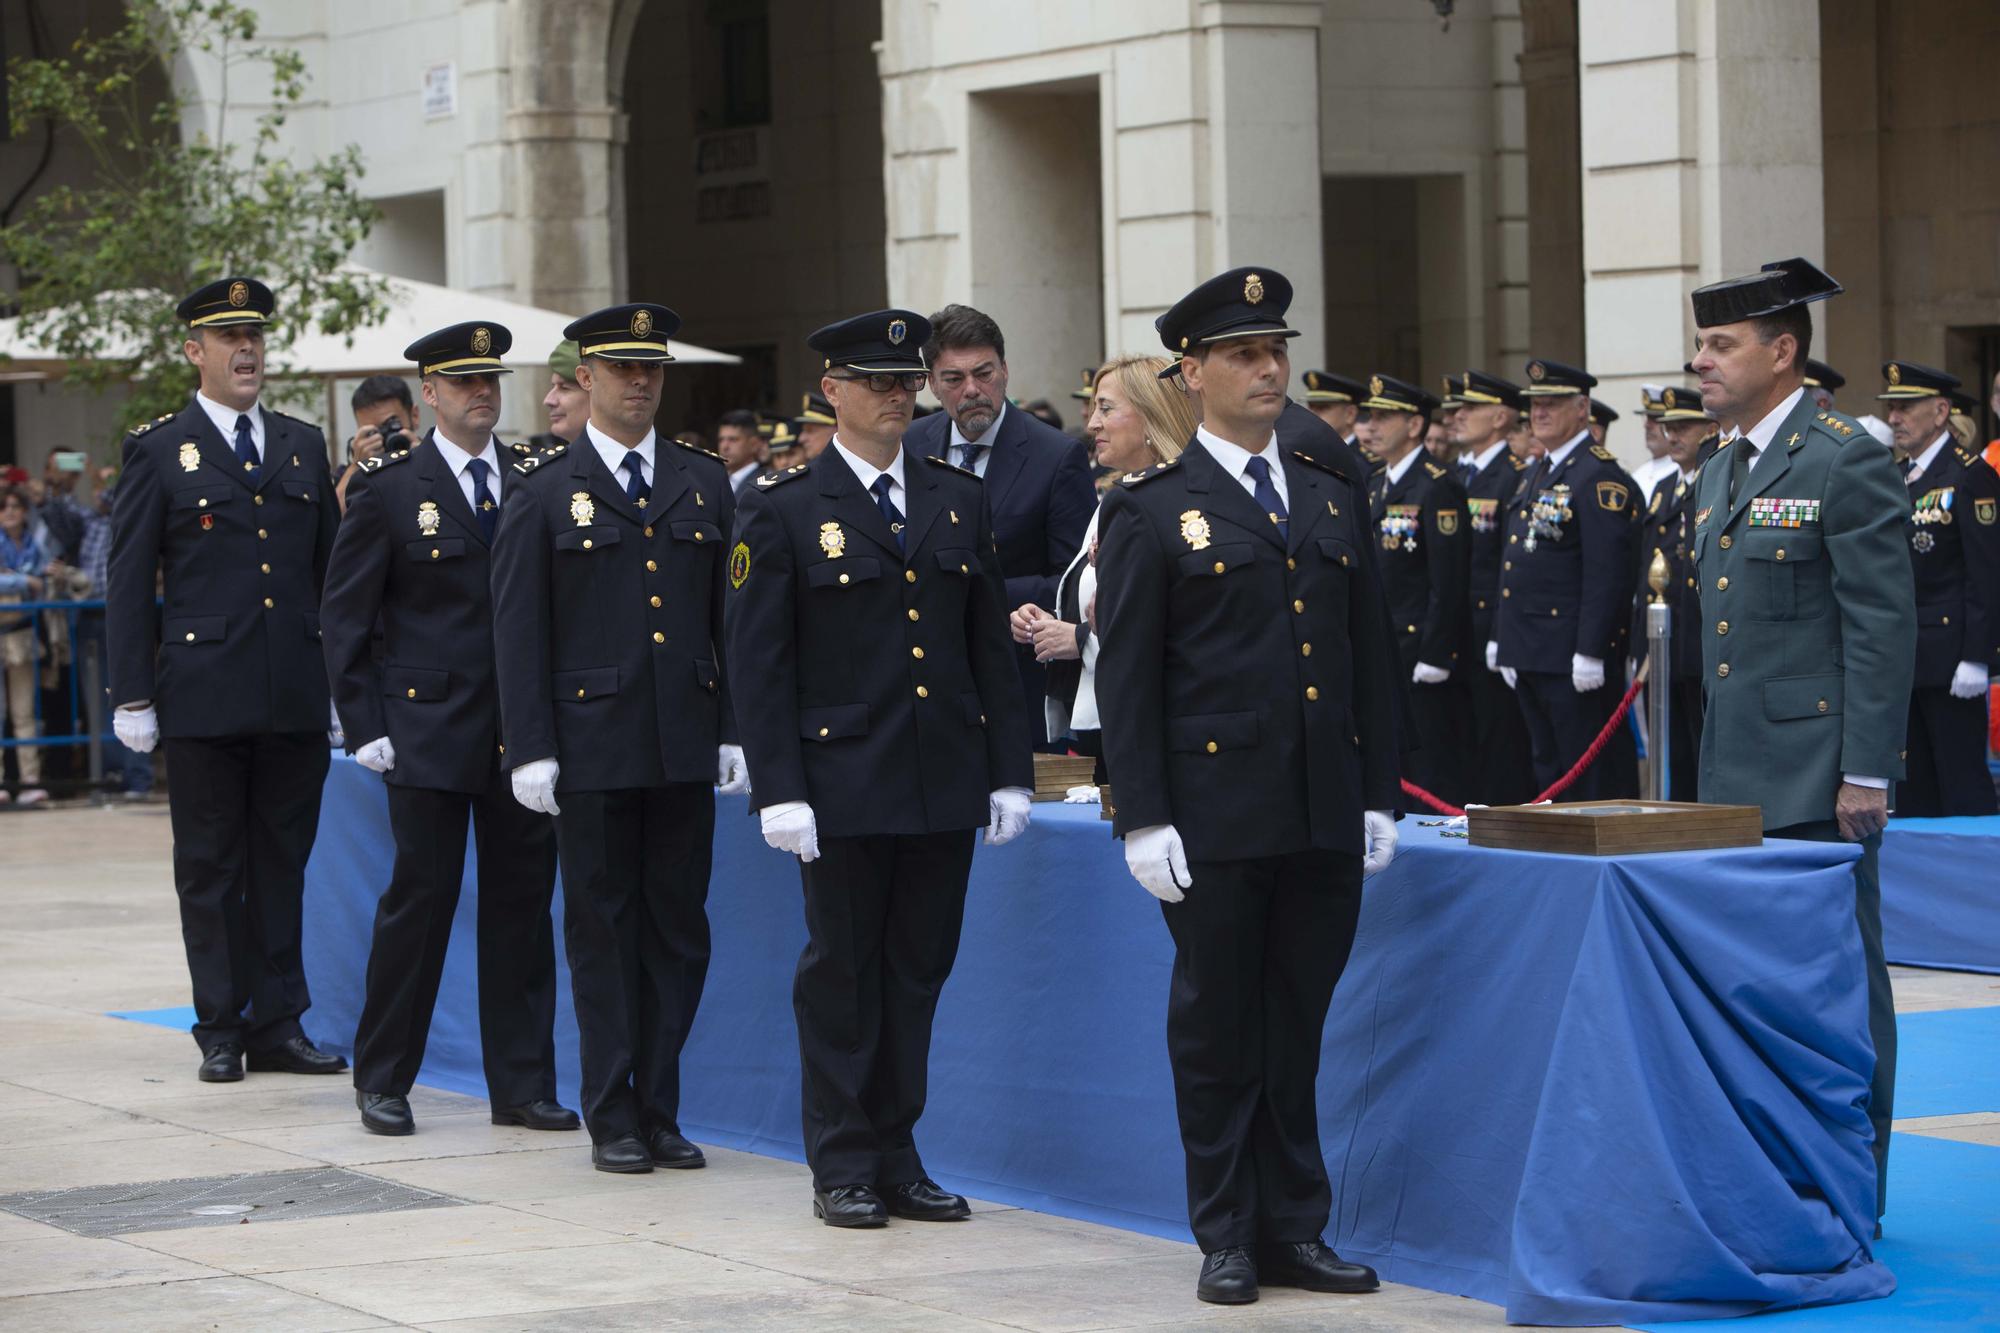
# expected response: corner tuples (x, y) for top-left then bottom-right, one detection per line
(0, 596), (111, 785)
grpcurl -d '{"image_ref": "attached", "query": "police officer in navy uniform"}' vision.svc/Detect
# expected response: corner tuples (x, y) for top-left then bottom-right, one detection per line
(1095, 267), (1399, 1307)
(1300, 369), (1366, 453)
(490, 302), (749, 1174)
(106, 278), (346, 1082)
(1458, 370), (1536, 804)
(1490, 358), (1641, 800)
(1360, 373), (1471, 804)
(1630, 387), (1718, 799)
(320, 322), (577, 1138)
(724, 309), (1035, 1229)
(1877, 360), (2000, 816)
(1805, 358), (1847, 412)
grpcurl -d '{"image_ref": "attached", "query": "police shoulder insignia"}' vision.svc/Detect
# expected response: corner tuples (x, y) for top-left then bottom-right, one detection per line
(365, 449), (413, 473)
(924, 453), (979, 479)
(1596, 480), (1629, 512)
(1287, 449), (1345, 477)
(1120, 458), (1180, 486)
(1956, 447), (1979, 468)
(674, 437), (723, 462)
(509, 441), (533, 455)
(755, 464), (808, 488)
(729, 540), (751, 588)
(513, 455), (541, 475)
(1590, 445), (1616, 462)
(1648, 489), (1664, 515)
(1423, 461), (1447, 479)
(1509, 452), (1529, 471)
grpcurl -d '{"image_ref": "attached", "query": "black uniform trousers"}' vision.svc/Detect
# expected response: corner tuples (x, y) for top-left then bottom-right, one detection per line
(1160, 847), (1363, 1253)
(1513, 671), (1638, 800)
(794, 829), (976, 1192)
(1898, 688), (1997, 817)
(1405, 679), (1470, 806)
(352, 769), (560, 1104)
(1466, 665), (1537, 806)
(1658, 678), (1705, 802)
(1769, 821), (1893, 1219)
(552, 783), (715, 1143)
(163, 732), (330, 1054)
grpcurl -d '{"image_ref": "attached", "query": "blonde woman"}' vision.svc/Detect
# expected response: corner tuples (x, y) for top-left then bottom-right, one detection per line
(1012, 355), (1200, 767)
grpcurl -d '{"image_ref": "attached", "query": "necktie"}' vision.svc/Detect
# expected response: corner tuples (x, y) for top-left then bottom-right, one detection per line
(871, 474), (906, 553)
(233, 413), (259, 477)
(1458, 461), (1476, 486)
(466, 457), (497, 543)
(1245, 454), (1288, 542)
(1729, 440), (1753, 504)
(622, 452), (650, 508)
(956, 439), (984, 474)
(1901, 457), (1917, 482)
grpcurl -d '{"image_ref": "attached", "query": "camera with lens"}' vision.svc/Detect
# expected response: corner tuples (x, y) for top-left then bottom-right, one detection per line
(377, 417), (414, 451)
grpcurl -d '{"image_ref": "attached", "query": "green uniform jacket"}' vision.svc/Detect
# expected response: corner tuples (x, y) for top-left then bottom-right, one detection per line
(1691, 394), (1914, 830)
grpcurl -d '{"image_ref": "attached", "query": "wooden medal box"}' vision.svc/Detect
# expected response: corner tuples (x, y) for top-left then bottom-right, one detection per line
(1467, 800), (1763, 855)
(1032, 753), (1100, 802)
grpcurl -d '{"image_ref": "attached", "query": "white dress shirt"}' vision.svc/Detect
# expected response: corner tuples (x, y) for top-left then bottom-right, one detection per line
(586, 421), (656, 489)
(1542, 429), (1591, 472)
(1469, 439), (1509, 474)
(195, 391), (265, 464)
(1903, 432), (1951, 484)
(947, 400), (1007, 478)
(729, 461), (761, 493)
(1383, 446), (1422, 488)
(1196, 424), (1288, 509)
(430, 426), (503, 512)
(832, 436), (906, 511)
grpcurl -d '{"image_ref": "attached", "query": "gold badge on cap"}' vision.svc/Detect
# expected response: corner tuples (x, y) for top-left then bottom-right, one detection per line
(417, 500), (441, 536)
(1244, 273), (1265, 305)
(470, 326), (492, 355)
(1369, 375), (1384, 397)
(1663, 389), (1678, 410)
(729, 541), (751, 588)
(631, 308), (654, 339)
(819, 520), (846, 559)
(1887, 363), (1901, 386)
(1528, 361), (1546, 382)
(227, 280), (248, 308)
(1179, 509), (1212, 551)
(1305, 372), (1320, 390)
(887, 318), (908, 346)
(179, 442), (201, 473)
(570, 491), (595, 526)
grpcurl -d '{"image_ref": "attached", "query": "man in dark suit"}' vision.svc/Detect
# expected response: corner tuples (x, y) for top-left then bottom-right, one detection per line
(107, 277), (346, 1083)
(1458, 370), (1537, 804)
(725, 308), (1035, 1229)
(907, 305), (1095, 736)
(491, 302), (748, 1174)
(320, 321), (577, 1138)
(1096, 267), (1399, 1307)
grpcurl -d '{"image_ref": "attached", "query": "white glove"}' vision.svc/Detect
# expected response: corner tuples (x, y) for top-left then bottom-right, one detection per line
(1951, 661), (1990, 701)
(1125, 823), (1191, 903)
(1571, 653), (1606, 693)
(1412, 662), (1450, 685)
(511, 758), (561, 816)
(354, 737), (396, 773)
(1062, 784), (1101, 804)
(1500, 666), (1518, 690)
(1485, 640), (1500, 673)
(113, 703), (159, 754)
(1363, 810), (1398, 878)
(716, 743), (750, 794)
(759, 800), (819, 862)
(985, 787), (1033, 846)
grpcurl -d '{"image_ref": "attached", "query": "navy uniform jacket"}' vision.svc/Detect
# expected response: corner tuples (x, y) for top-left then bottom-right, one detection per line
(1094, 441), (1402, 862)
(320, 432), (541, 793)
(1905, 443), (2000, 688)
(909, 404), (1096, 611)
(1277, 398), (1373, 489)
(1466, 447), (1530, 650)
(107, 398), (338, 737)
(1630, 467), (1707, 680)
(1369, 457), (1471, 673)
(723, 448), (1033, 836)
(1494, 438), (1639, 674)
(489, 437), (736, 792)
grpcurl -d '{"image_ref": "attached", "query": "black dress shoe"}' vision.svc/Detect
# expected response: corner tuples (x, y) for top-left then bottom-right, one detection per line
(646, 1128), (706, 1168)
(812, 1184), (889, 1228)
(246, 1035), (347, 1075)
(591, 1134), (654, 1174)
(1197, 1247), (1259, 1305)
(357, 1090), (414, 1136)
(197, 1042), (244, 1083)
(491, 1100), (581, 1131)
(1257, 1240), (1378, 1293)
(882, 1178), (970, 1221)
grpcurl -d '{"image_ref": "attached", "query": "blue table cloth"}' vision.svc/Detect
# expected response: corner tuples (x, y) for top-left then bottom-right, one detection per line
(301, 757), (1891, 1323)
(1881, 816), (2000, 975)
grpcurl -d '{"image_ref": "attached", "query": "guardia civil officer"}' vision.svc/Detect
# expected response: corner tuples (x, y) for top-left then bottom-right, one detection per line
(1876, 360), (2000, 816)
(724, 309), (1034, 1229)
(1095, 267), (1400, 1306)
(1458, 370), (1536, 805)
(490, 303), (749, 1174)
(320, 322), (576, 1137)
(1688, 257), (1913, 1220)
(106, 278), (346, 1083)
(1359, 374), (1471, 803)
(1628, 387), (1717, 800)
(1490, 358), (1641, 800)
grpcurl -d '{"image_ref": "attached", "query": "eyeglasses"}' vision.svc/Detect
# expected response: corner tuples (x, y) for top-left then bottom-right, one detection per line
(833, 371), (929, 393)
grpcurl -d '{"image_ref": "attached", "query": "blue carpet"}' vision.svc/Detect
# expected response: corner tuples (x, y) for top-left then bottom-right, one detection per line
(1893, 1006), (2000, 1119)
(111, 1005), (197, 1031)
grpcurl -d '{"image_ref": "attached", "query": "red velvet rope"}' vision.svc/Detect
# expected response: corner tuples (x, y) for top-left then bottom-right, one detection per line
(1400, 657), (1654, 818)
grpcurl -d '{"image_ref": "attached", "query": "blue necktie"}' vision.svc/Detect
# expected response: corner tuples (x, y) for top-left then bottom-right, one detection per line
(233, 413), (259, 477)
(622, 452), (650, 508)
(956, 439), (984, 474)
(466, 457), (497, 543)
(1245, 454), (1288, 542)
(871, 474), (906, 553)
(1459, 461), (1476, 486)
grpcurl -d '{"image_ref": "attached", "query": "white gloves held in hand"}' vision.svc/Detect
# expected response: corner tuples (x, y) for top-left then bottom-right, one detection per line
(986, 788), (1032, 846)
(1571, 653), (1606, 693)
(717, 744), (750, 794)
(1125, 824), (1191, 903)
(1485, 640), (1500, 673)
(1951, 661), (1990, 701)
(759, 800), (819, 862)
(1412, 662), (1451, 685)
(113, 704), (159, 754)
(511, 758), (560, 816)
(1363, 810), (1399, 878)
(355, 737), (396, 773)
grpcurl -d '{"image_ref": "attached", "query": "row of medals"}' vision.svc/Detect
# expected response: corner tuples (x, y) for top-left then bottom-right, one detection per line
(1911, 486), (1954, 553)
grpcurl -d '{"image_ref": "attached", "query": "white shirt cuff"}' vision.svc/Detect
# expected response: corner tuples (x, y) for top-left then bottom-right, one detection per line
(1842, 775), (1889, 790)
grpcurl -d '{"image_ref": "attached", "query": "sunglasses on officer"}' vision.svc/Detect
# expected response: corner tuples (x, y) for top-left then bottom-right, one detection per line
(831, 371), (929, 393)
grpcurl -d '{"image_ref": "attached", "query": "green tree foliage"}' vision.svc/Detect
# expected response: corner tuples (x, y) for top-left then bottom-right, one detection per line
(1, 0), (385, 433)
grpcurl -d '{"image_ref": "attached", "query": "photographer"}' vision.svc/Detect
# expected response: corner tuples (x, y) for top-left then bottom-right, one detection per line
(335, 375), (421, 513)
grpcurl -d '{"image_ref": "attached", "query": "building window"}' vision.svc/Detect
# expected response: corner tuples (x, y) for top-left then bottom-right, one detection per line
(699, 0), (770, 131)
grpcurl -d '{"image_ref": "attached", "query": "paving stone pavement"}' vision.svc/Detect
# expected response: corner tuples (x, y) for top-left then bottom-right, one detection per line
(3, 806), (1994, 1330)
